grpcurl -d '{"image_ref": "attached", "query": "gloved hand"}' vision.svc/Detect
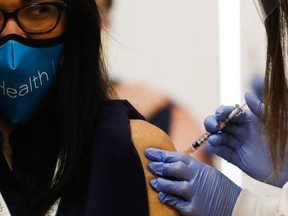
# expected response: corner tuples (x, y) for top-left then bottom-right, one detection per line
(204, 92), (288, 187)
(250, 74), (264, 101)
(145, 148), (241, 216)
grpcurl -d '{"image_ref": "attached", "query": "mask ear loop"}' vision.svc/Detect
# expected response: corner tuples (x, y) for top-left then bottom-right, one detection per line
(253, 0), (280, 22)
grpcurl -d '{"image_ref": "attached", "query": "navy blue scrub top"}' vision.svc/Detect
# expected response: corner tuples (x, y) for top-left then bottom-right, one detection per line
(0, 100), (149, 216)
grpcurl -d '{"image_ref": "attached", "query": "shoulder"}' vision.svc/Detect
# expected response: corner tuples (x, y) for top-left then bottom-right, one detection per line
(130, 120), (180, 216)
(130, 119), (175, 151)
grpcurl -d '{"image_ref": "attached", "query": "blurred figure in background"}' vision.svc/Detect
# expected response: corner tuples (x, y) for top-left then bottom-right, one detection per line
(97, 0), (214, 165)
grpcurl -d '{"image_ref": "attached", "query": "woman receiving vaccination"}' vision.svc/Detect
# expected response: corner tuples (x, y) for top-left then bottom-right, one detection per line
(0, 0), (180, 216)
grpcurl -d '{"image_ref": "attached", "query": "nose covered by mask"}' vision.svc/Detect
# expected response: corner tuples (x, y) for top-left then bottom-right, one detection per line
(0, 34), (64, 124)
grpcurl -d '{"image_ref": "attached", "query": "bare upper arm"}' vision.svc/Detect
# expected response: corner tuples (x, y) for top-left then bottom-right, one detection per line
(130, 119), (180, 216)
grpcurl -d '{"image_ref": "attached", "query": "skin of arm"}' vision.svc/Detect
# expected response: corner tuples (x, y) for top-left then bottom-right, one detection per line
(130, 119), (181, 216)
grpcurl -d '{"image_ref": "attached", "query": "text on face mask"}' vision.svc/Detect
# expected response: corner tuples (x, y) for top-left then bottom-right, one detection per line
(0, 70), (49, 98)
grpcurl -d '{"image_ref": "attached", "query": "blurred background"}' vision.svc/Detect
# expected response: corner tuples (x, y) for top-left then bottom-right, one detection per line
(104, 0), (277, 196)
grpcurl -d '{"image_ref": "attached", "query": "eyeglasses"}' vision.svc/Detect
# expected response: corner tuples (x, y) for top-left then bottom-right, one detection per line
(0, 2), (66, 34)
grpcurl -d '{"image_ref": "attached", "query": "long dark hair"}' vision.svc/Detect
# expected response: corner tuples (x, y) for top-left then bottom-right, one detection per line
(264, 0), (288, 174)
(25, 0), (115, 215)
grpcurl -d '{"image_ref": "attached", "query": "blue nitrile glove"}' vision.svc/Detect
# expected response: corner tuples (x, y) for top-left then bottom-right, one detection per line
(204, 92), (288, 187)
(145, 148), (242, 216)
(250, 74), (264, 101)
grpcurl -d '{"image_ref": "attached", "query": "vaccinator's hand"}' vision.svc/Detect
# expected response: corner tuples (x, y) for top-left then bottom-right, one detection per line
(204, 92), (288, 187)
(145, 148), (241, 216)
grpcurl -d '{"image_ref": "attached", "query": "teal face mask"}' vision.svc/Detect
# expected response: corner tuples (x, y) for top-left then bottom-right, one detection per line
(0, 34), (64, 124)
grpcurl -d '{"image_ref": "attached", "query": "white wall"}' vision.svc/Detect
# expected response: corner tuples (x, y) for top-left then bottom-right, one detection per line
(241, 0), (266, 92)
(107, 0), (220, 127)
(106, 0), (279, 194)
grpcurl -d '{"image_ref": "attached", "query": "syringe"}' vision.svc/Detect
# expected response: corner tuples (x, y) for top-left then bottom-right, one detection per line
(185, 103), (247, 154)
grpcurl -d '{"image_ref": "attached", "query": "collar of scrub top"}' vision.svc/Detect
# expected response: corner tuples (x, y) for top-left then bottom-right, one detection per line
(253, 0), (280, 22)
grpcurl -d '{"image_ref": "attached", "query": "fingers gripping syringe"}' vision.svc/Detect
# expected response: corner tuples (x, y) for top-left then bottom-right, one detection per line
(185, 103), (247, 154)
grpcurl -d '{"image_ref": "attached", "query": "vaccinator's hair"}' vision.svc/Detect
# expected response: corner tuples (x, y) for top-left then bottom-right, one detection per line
(24, 0), (115, 215)
(263, 0), (288, 176)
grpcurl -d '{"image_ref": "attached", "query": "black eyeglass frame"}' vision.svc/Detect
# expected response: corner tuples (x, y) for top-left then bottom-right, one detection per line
(0, 2), (66, 35)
